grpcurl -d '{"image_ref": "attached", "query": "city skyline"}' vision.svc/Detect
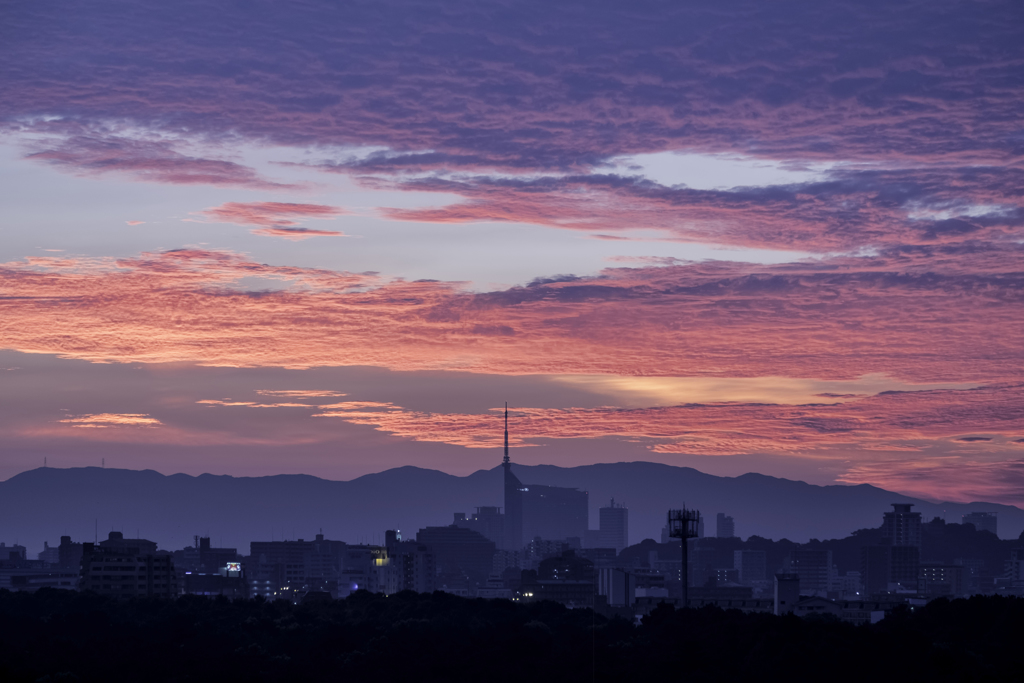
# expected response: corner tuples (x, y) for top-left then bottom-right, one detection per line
(2, 0), (1024, 508)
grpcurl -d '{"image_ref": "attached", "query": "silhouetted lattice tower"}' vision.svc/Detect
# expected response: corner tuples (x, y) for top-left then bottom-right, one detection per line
(667, 507), (701, 606)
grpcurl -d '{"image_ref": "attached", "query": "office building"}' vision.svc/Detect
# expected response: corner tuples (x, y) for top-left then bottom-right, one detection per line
(173, 536), (240, 574)
(382, 530), (436, 594)
(416, 525), (495, 587)
(0, 543), (27, 562)
(598, 567), (636, 607)
(733, 550), (767, 584)
(861, 544), (891, 595)
(787, 549), (832, 596)
(248, 533), (363, 599)
(37, 542), (60, 565)
(919, 563), (964, 598)
(58, 536), (83, 572)
(689, 542), (717, 588)
(80, 531), (176, 598)
(453, 507), (504, 547)
(962, 512), (997, 536)
(716, 513), (735, 539)
(598, 499), (628, 553)
(538, 549), (595, 582)
(774, 573), (800, 615)
(182, 562), (248, 599)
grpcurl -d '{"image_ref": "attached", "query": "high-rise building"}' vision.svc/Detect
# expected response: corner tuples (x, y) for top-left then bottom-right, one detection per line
(689, 543), (717, 587)
(861, 544), (891, 595)
(453, 507), (504, 547)
(882, 503), (922, 548)
(882, 503), (922, 591)
(787, 549), (831, 596)
(58, 536), (83, 571)
(598, 499), (628, 553)
(716, 513), (735, 539)
(733, 550), (767, 584)
(382, 530), (436, 594)
(962, 511), (997, 536)
(502, 404), (588, 549)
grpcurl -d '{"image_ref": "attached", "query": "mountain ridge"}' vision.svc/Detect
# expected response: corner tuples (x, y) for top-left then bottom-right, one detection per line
(2, 462), (1020, 555)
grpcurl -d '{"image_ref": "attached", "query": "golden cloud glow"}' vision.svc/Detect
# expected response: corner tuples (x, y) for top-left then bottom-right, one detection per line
(58, 413), (162, 428)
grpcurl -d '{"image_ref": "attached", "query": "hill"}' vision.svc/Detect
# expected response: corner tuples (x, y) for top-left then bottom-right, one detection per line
(1, 463), (1021, 554)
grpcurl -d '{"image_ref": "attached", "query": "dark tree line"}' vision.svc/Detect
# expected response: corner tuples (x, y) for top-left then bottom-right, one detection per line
(1, 589), (1022, 682)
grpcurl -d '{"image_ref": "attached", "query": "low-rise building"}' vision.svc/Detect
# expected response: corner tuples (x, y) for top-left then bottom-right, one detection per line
(80, 532), (176, 598)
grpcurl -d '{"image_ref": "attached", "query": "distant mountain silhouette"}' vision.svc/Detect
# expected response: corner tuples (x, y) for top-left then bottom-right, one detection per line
(2, 463), (1021, 554)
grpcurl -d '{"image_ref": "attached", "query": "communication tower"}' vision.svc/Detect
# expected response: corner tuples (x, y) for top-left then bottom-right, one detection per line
(667, 507), (701, 606)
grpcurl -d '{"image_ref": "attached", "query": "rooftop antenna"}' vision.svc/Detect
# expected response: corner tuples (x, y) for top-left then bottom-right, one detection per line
(502, 402), (510, 466)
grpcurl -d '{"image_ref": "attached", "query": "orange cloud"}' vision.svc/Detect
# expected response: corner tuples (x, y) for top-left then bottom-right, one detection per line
(58, 413), (161, 428)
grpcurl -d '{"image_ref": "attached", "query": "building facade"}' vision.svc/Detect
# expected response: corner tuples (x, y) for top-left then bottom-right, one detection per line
(80, 532), (176, 598)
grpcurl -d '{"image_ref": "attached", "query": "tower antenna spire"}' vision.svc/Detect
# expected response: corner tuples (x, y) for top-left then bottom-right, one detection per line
(502, 402), (510, 466)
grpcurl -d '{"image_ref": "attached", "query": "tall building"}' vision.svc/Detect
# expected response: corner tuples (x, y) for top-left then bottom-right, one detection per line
(716, 513), (735, 539)
(882, 503), (922, 548)
(861, 544), (891, 595)
(58, 536), (83, 572)
(787, 549), (832, 596)
(382, 530), (436, 594)
(521, 485), (588, 543)
(689, 542), (717, 588)
(502, 404), (588, 549)
(882, 503), (922, 591)
(962, 511), (997, 536)
(733, 550), (767, 584)
(453, 507), (504, 547)
(598, 499), (628, 553)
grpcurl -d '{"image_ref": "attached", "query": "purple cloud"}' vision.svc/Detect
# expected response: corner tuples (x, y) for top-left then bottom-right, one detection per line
(2, 0), (1020, 172)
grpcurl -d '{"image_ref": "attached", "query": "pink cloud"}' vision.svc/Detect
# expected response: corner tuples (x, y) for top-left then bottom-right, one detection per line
(126, 220), (145, 226)
(195, 202), (348, 239)
(377, 168), (1024, 252)
(0, 243), (1020, 383)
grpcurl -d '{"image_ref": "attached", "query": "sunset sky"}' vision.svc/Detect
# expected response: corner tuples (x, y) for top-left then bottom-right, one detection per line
(2, 0), (1022, 505)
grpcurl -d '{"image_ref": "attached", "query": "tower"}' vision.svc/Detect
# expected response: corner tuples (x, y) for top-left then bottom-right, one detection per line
(502, 403), (524, 552)
(667, 507), (701, 606)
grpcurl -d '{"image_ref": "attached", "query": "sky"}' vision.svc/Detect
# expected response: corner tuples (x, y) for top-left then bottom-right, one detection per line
(1, 0), (1023, 506)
